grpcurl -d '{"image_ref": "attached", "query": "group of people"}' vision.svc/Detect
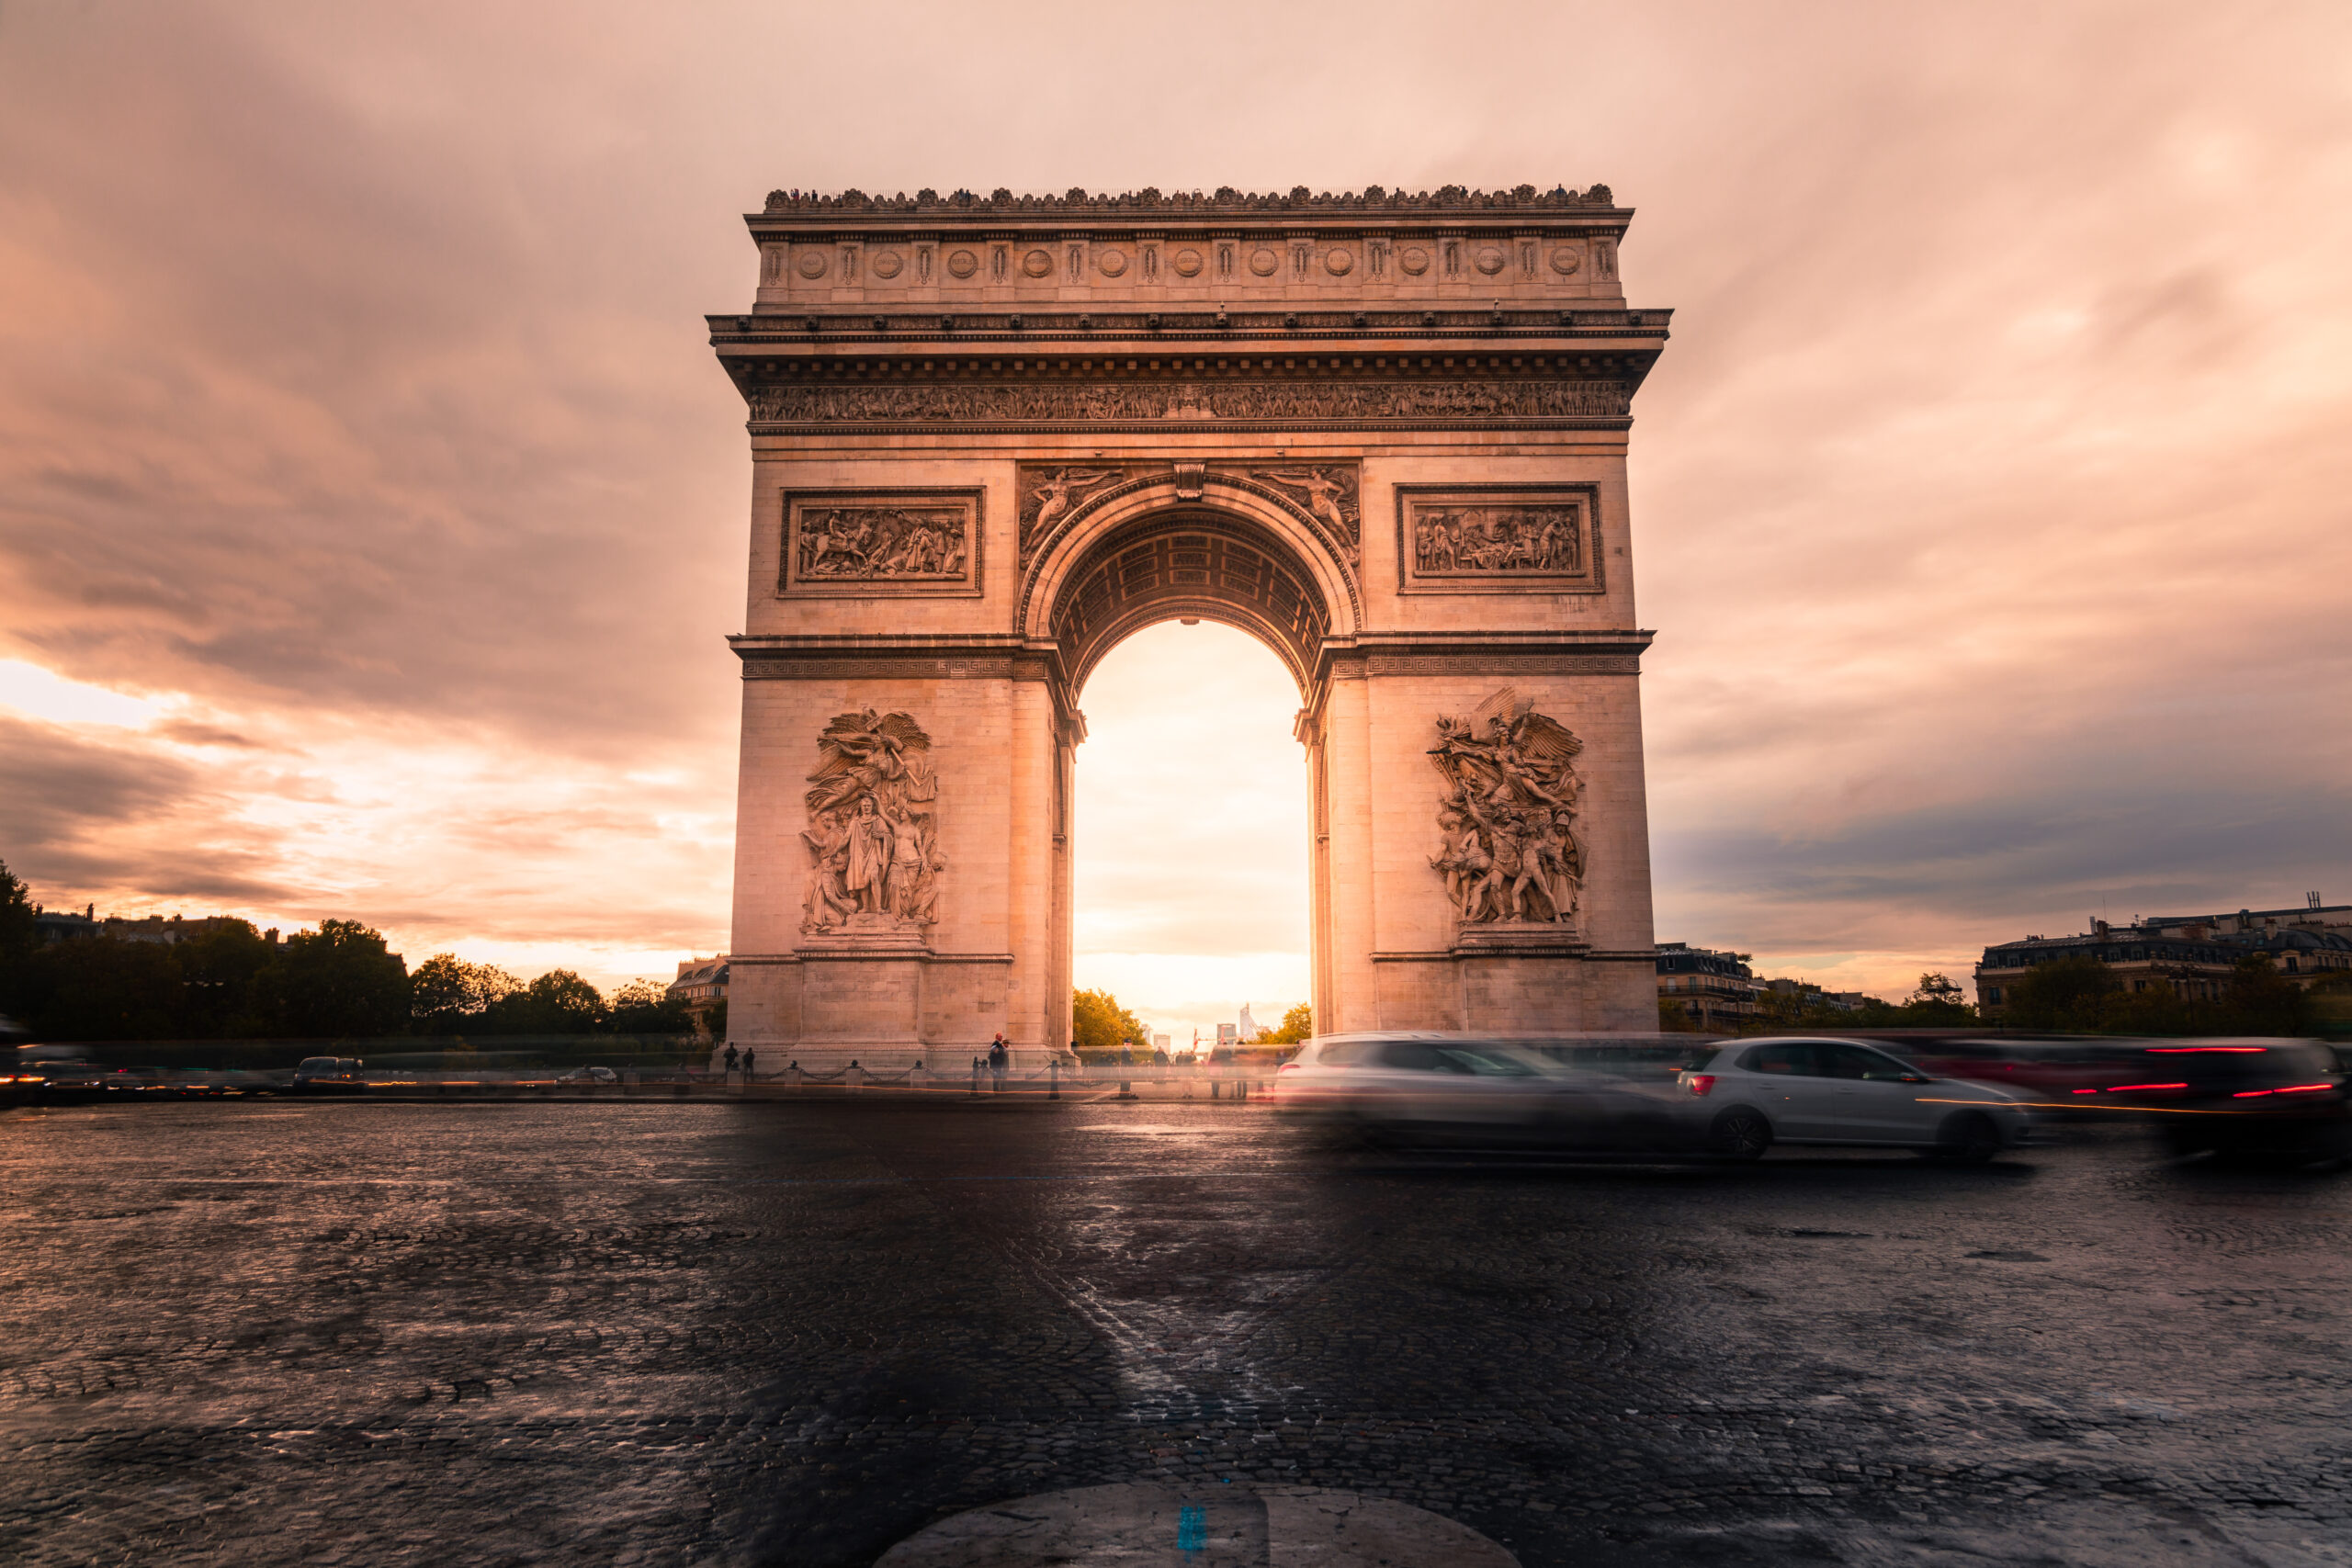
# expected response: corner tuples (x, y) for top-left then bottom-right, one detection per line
(801, 793), (944, 930)
(797, 506), (967, 579)
(1413, 504), (1580, 574)
(1431, 794), (1582, 924)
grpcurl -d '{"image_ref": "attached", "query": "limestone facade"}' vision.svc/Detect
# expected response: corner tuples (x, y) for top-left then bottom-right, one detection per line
(711, 186), (1671, 1068)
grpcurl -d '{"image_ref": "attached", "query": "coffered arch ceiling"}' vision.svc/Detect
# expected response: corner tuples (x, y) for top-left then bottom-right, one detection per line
(1049, 511), (1332, 698)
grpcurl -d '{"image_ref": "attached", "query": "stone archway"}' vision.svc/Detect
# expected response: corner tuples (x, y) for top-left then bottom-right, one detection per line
(712, 186), (1668, 1067)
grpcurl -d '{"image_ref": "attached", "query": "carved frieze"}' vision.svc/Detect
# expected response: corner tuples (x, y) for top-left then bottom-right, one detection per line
(779, 489), (982, 598)
(800, 709), (944, 938)
(1013, 460), (1362, 569)
(1428, 689), (1583, 929)
(749, 378), (1629, 429)
(1396, 485), (1603, 595)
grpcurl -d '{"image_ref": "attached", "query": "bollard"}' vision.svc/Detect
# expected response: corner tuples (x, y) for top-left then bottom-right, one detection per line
(970, 1056), (982, 1098)
(1212, 1079), (1221, 1100)
(1048, 1056), (1060, 1100)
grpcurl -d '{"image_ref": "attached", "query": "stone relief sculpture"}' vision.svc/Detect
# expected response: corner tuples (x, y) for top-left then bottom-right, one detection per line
(1013, 460), (1366, 569)
(1018, 468), (1116, 561)
(1428, 689), (1584, 926)
(1252, 467), (1361, 564)
(801, 709), (944, 936)
(750, 378), (1630, 427)
(1412, 503), (1582, 575)
(795, 505), (969, 581)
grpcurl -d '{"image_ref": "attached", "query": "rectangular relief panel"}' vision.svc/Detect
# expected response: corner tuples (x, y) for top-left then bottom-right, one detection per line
(1395, 484), (1604, 595)
(780, 488), (984, 598)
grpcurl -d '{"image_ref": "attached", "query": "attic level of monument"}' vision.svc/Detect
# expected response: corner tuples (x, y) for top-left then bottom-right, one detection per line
(740, 186), (1638, 313)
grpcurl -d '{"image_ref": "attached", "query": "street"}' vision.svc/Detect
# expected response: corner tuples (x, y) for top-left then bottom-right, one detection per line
(0, 1099), (2346, 1566)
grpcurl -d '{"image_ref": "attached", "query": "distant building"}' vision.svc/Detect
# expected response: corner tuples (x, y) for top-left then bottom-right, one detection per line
(668, 955), (730, 1035)
(1151, 1032), (1170, 1053)
(1976, 897), (2352, 1018)
(1656, 942), (1763, 1030)
(1216, 1022), (1238, 1046)
(1238, 1003), (1260, 1040)
(32, 906), (269, 947)
(1762, 979), (1867, 1013)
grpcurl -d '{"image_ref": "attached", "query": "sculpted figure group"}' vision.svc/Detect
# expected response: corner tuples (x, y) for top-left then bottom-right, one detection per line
(1428, 689), (1585, 926)
(799, 709), (946, 934)
(1413, 504), (1581, 575)
(797, 507), (967, 581)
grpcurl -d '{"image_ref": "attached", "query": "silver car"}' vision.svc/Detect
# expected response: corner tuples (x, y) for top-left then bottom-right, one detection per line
(1668, 1038), (2039, 1163)
(1272, 1032), (1670, 1146)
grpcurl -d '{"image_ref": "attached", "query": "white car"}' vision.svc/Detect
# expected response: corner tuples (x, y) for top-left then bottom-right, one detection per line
(1272, 1033), (1675, 1147)
(1668, 1038), (2039, 1163)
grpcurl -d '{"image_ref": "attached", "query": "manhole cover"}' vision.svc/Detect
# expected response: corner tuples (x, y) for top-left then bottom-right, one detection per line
(876, 1482), (1519, 1566)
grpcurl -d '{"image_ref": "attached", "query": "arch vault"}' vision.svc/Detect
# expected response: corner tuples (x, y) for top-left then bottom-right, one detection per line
(711, 185), (1669, 1066)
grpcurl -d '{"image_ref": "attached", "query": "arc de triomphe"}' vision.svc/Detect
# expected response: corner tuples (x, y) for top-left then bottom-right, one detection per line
(707, 186), (1669, 1067)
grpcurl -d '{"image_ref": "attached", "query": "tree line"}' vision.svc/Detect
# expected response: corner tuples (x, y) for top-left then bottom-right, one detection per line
(0, 861), (696, 1042)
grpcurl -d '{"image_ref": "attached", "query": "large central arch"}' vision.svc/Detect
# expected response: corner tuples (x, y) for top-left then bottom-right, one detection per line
(713, 185), (1668, 1066)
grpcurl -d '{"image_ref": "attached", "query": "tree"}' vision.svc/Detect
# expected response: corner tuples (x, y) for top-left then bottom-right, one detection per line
(409, 953), (521, 1033)
(0, 860), (38, 1017)
(1901, 973), (1975, 1024)
(1999, 955), (2120, 1032)
(174, 920), (276, 1037)
(2219, 954), (2312, 1036)
(608, 977), (694, 1036)
(21, 936), (183, 1041)
(476, 968), (606, 1034)
(1070, 987), (1145, 1057)
(260, 919), (411, 1038)
(1264, 1002), (1313, 1044)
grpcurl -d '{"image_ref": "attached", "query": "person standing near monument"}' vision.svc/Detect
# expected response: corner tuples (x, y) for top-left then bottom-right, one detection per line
(722, 1043), (740, 1077)
(988, 1033), (1008, 1091)
(742, 1046), (757, 1082)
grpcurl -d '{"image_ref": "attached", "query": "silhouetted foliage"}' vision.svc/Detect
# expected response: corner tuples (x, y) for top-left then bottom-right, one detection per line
(0, 860), (37, 1018)
(262, 919), (410, 1038)
(171, 920), (277, 1037)
(480, 968), (605, 1034)
(607, 977), (694, 1036)
(409, 953), (521, 1032)
(2003, 953), (2312, 1036)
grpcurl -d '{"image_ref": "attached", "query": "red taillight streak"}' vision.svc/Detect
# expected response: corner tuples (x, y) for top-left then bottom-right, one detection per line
(2233, 1083), (2334, 1099)
(2107, 1083), (2188, 1092)
(1684, 1074), (1716, 1097)
(2073, 1089), (2098, 1095)
(2147, 1046), (2267, 1054)
(1277, 1063), (1298, 1073)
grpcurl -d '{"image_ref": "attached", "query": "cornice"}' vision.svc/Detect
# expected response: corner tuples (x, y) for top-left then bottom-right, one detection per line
(709, 307), (1672, 348)
(750, 183), (1623, 226)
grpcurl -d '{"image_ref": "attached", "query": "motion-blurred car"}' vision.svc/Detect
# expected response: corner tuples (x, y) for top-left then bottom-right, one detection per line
(1666, 1038), (2040, 1162)
(1272, 1033), (1674, 1148)
(557, 1066), (617, 1085)
(1894, 1037), (2149, 1104)
(288, 1056), (367, 1094)
(2102, 1040), (2349, 1162)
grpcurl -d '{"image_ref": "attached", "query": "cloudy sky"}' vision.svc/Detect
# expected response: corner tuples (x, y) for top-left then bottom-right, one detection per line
(2, 1), (2346, 1035)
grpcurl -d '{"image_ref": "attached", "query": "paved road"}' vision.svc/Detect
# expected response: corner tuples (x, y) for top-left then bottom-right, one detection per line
(0, 1100), (2346, 1566)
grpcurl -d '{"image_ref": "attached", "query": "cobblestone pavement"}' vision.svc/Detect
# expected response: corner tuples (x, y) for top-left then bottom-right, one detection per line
(1, 1100), (2348, 1566)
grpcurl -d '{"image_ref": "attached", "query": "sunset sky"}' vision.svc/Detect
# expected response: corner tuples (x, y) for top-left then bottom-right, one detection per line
(3, 1), (2347, 1039)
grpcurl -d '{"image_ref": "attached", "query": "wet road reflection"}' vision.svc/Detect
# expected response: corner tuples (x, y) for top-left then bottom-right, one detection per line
(0, 1101), (2346, 1565)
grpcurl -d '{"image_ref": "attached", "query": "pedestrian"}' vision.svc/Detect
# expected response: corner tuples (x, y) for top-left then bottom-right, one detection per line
(742, 1046), (757, 1082)
(723, 1042), (740, 1076)
(1118, 1040), (1135, 1067)
(989, 1032), (1008, 1092)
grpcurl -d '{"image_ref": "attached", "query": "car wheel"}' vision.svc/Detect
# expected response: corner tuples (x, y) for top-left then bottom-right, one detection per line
(1930, 1111), (2000, 1165)
(1708, 1107), (1772, 1163)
